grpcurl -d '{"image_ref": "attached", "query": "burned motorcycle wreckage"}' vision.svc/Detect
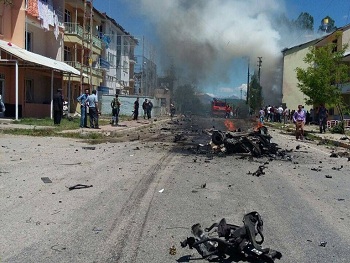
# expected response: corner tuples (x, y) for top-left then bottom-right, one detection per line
(181, 212), (282, 262)
(210, 126), (278, 157)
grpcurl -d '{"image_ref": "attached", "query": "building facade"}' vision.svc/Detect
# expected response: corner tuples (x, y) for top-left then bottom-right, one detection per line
(0, 0), (78, 118)
(282, 24), (350, 114)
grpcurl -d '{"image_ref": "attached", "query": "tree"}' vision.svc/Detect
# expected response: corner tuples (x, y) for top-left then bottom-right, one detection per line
(173, 84), (204, 114)
(295, 12), (314, 31)
(318, 16), (337, 33)
(296, 40), (350, 131)
(248, 74), (263, 112)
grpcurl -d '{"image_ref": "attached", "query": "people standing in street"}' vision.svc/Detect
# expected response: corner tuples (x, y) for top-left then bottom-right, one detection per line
(111, 94), (121, 126)
(87, 90), (99, 129)
(283, 107), (289, 124)
(317, 103), (328, 133)
(170, 103), (176, 118)
(142, 99), (148, 119)
(259, 108), (265, 124)
(147, 100), (153, 119)
(293, 104), (306, 140)
(133, 97), (139, 120)
(277, 105), (284, 123)
(53, 89), (63, 125)
(77, 88), (89, 128)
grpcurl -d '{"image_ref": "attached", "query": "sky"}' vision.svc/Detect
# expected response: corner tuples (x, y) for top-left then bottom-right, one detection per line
(94, 0), (350, 99)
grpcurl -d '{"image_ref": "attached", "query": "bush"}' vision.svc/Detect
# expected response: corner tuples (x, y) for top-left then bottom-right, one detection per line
(331, 121), (345, 134)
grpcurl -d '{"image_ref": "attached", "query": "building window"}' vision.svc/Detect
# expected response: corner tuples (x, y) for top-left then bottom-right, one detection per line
(25, 79), (34, 103)
(64, 46), (71, 61)
(123, 61), (128, 73)
(64, 9), (71, 23)
(108, 52), (115, 67)
(25, 31), (33, 51)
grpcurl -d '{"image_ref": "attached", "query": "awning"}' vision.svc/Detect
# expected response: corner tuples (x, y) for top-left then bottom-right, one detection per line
(0, 39), (80, 75)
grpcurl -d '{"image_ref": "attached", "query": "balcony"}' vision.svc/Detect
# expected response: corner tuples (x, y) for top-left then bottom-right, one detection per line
(99, 57), (110, 70)
(64, 23), (84, 38)
(65, 61), (82, 71)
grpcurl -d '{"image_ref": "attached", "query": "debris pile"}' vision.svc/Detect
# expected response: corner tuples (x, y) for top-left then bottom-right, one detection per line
(181, 211), (282, 262)
(210, 126), (279, 157)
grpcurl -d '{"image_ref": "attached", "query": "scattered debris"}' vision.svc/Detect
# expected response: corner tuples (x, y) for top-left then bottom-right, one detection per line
(41, 177), (52, 184)
(296, 145), (301, 150)
(248, 165), (267, 177)
(201, 183), (207, 189)
(181, 212), (282, 262)
(311, 167), (322, 172)
(82, 146), (96, 150)
(325, 175), (333, 179)
(330, 152), (339, 158)
(332, 165), (343, 171)
(337, 198), (345, 201)
(92, 227), (103, 233)
(159, 188), (164, 193)
(68, 184), (93, 191)
(319, 241), (327, 247)
(169, 245), (177, 255)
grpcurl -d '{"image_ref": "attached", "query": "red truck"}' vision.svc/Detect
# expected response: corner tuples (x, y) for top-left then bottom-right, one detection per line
(211, 99), (228, 117)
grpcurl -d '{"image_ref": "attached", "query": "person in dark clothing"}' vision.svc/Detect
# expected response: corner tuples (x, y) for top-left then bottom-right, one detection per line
(133, 97), (139, 120)
(53, 89), (63, 125)
(317, 104), (328, 133)
(147, 100), (153, 119)
(142, 99), (148, 119)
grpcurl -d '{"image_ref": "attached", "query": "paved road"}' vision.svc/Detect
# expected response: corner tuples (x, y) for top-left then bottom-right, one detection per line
(1, 118), (349, 263)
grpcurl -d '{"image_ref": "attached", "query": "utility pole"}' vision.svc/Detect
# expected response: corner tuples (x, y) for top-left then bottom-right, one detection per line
(246, 58), (250, 105)
(80, 0), (87, 94)
(89, 0), (93, 91)
(257, 57), (262, 84)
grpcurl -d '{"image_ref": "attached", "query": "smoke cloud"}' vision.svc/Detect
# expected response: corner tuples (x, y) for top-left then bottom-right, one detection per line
(128, 0), (306, 103)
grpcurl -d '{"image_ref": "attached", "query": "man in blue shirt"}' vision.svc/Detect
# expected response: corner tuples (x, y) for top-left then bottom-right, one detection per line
(87, 90), (99, 129)
(77, 88), (89, 128)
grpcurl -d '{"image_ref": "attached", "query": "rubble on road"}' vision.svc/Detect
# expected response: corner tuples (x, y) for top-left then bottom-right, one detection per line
(180, 211), (282, 262)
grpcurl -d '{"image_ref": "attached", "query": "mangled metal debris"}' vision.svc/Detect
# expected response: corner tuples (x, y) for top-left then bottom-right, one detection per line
(181, 211), (282, 262)
(210, 126), (279, 157)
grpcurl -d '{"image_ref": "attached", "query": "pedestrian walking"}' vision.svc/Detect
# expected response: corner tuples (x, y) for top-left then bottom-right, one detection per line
(283, 107), (289, 124)
(53, 89), (63, 125)
(77, 88), (89, 128)
(133, 97), (139, 120)
(293, 104), (306, 140)
(87, 90), (99, 129)
(317, 103), (328, 133)
(111, 94), (121, 126)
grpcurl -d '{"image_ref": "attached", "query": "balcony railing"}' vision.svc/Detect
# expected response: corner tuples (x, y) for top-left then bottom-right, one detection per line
(64, 23), (83, 38)
(65, 61), (82, 71)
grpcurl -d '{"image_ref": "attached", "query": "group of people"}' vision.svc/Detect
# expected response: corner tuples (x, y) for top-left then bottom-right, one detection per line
(259, 103), (328, 140)
(132, 98), (154, 121)
(77, 89), (100, 129)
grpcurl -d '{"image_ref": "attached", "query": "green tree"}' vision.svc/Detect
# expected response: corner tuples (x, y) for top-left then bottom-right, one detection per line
(173, 84), (204, 114)
(295, 12), (314, 31)
(248, 74), (263, 112)
(296, 40), (349, 131)
(318, 16), (337, 33)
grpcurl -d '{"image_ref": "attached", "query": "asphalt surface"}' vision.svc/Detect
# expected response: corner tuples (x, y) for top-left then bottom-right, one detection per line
(1, 117), (350, 263)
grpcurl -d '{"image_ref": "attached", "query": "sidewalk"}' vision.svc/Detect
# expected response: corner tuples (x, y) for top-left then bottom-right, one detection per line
(0, 116), (171, 135)
(267, 122), (350, 149)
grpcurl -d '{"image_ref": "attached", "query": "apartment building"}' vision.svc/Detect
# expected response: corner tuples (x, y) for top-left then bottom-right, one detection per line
(282, 24), (350, 114)
(63, 0), (104, 111)
(0, 0), (79, 118)
(99, 14), (137, 96)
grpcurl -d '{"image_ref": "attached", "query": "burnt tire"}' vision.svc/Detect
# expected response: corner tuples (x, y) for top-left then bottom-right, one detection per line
(212, 131), (225, 145)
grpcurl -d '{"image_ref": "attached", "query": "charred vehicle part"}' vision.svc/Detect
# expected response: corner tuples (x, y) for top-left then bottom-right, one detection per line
(181, 211), (282, 262)
(211, 126), (278, 157)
